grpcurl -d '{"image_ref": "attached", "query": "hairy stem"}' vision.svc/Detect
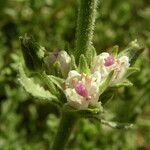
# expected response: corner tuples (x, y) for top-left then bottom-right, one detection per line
(51, 108), (78, 150)
(51, 1), (99, 149)
(75, 0), (98, 61)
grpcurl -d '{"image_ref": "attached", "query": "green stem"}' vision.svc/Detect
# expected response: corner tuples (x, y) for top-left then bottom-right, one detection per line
(75, 0), (98, 61)
(51, 108), (78, 150)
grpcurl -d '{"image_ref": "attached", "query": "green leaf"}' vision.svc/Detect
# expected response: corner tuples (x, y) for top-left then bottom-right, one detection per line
(110, 80), (133, 88)
(101, 119), (134, 129)
(124, 67), (140, 78)
(18, 65), (57, 101)
(119, 40), (144, 65)
(99, 71), (114, 93)
(78, 54), (90, 74)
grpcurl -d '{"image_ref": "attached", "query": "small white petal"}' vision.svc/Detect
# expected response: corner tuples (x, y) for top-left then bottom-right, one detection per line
(65, 88), (89, 109)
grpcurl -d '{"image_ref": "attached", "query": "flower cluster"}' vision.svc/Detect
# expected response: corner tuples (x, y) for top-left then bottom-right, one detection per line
(44, 50), (130, 110)
(64, 52), (130, 110)
(19, 36), (142, 112)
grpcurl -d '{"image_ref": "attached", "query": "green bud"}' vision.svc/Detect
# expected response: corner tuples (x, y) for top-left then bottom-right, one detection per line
(20, 34), (44, 72)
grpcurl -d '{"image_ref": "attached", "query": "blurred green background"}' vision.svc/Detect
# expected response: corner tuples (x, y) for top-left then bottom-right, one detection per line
(0, 0), (150, 149)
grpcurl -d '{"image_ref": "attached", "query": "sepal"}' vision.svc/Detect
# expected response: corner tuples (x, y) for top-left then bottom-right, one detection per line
(70, 55), (78, 70)
(48, 75), (65, 91)
(85, 45), (97, 65)
(39, 71), (59, 96)
(78, 54), (90, 74)
(99, 71), (114, 93)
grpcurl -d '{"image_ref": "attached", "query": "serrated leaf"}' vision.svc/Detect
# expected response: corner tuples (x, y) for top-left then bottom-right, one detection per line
(78, 54), (90, 74)
(18, 65), (57, 101)
(119, 40), (144, 66)
(101, 119), (134, 129)
(110, 80), (133, 88)
(99, 71), (114, 93)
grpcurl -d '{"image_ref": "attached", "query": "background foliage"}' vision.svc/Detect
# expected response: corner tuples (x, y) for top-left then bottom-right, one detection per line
(0, 0), (150, 149)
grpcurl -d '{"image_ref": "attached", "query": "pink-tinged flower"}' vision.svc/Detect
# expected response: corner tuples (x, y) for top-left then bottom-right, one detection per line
(91, 52), (130, 84)
(44, 50), (71, 77)
(65, 70), (102, 110)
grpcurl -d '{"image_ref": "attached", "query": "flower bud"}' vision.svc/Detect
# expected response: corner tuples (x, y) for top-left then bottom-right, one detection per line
(20, 35), (44, 72)
(44, 50), (71, 77)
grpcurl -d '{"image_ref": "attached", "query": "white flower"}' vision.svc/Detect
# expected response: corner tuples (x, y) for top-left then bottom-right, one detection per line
(91, 52), (130, 84)
(64, 70), (102, 110)
(44, 50), (71, 77)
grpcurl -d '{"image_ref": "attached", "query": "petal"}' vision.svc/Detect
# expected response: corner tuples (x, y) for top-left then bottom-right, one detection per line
(65, 88), (89, 109)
